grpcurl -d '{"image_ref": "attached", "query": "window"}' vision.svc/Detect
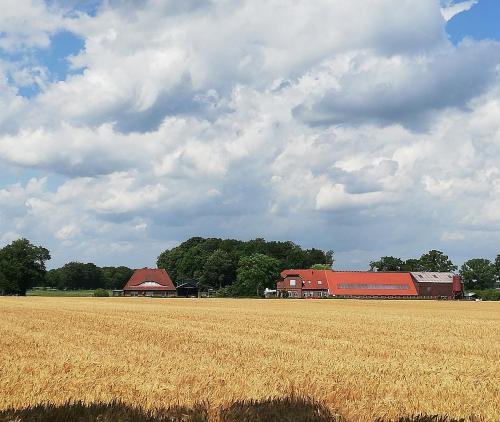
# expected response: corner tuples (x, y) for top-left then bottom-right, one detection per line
(338, 284), (409, 290)
(290, 279), (296, 286)
(433, 274), (438, 278)
(317, 280), (322, 285)
(418, 274), (423, 278)
(307, 280), (311, 284)
(139, 281), (162, 287)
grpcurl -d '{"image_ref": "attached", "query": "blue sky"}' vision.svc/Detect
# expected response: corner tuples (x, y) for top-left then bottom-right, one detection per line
(446, 0), (500, 43)
(1, 0), (500, 270)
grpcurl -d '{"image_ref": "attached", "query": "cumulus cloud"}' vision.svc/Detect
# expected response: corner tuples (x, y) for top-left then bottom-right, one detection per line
(294, 41), (500, 130)
(441, 0), (479, 21)
(1, 0), (500, 268)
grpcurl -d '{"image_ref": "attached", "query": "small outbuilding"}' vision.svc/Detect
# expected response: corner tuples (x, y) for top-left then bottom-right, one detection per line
(123, 268), (176, 297)
(176, 280), (199, 297)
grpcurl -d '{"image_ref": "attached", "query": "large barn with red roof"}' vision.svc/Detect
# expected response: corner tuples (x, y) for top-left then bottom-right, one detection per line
(277, 269), (463, 299)
(123, 268), (177, 297)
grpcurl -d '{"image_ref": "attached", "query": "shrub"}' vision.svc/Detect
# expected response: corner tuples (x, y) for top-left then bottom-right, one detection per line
(93, 288), (110, 297)
(469, 289), (500, 301)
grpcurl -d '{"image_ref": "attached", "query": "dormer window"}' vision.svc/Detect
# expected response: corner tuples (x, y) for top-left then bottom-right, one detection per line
(138, 281), (162, 287)
(317, 280), (322, 285)
(290, 279), (296, 286)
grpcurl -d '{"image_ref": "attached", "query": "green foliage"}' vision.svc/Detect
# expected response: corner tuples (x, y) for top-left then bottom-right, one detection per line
(310, 264), (332, 270)
(460, 259), (496, 289)
(0, 270), (14, 296)
(46, 264), (132, 291)
(369, 256), (406, 272)
(468, 289), (500, 301)
(370, 250), (457, 273)
(101, 266), (133, 289)
(93, 288), (110, 297)
(417, 250), (457, 272)
(157, 237), (334, 288)
(232, 253), (281, 297)
(48, 262), (104, 290)
(0, 238), (51, 295)
(403, 259), (422, 271)
(201, 249), (234, 288)
(27, 289), (101, 297)
(495, 254), (500, 284)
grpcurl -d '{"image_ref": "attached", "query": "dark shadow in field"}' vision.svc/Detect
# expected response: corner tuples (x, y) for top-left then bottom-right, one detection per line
(0, 401), (208, 422)
(0, 397), (479, 422)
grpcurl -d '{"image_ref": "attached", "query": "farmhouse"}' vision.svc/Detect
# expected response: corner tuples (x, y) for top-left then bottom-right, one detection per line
(123, 268), (176, 297)
(277, 269), (463, 299)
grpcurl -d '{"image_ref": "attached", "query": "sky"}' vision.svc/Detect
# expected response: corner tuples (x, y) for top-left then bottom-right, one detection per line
(1, 0), (500, 270)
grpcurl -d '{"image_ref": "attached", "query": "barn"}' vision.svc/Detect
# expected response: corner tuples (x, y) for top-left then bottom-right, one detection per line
(327, 271), (418, 297)
(123, 268), (176, 297)
(277, 269), (463, 299)
(410, 272), (464, 299)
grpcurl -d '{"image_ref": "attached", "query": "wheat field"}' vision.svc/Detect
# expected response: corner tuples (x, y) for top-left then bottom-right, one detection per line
(0, 297), (499, 421)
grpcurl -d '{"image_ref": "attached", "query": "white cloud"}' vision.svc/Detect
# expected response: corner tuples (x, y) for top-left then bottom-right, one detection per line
(0, 0), (500, 268)
(315, 183), (387, 211)
(441, 1), (479, 22)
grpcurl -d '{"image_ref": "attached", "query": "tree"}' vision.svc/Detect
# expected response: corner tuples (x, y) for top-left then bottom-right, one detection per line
(310, 264), (331, 270)
(201, 249), (235, 288)
(418, 250), (457, 272)
(403, 259), (422, 271)
(369, 256), (406, 272)
(45, 268), (62, 288)
(495, 254), (500, 285)
(101, 266), (133, 290)
(57, 262), (104, 290)
(233, 253), (281, 296)
(0, 238), (51, 295)
(156, 237), (334, 285)
(460, 259), (496, 290)
(0, 271), (13, 296)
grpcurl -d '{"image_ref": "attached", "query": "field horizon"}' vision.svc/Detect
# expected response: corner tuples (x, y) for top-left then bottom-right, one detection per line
(1, 297), (498, 421)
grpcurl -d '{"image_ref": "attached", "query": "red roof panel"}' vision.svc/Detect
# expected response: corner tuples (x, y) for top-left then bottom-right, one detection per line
(280, 269), (329, 290)
(123, 268), (176, 291)
(326, 271), (417, 296)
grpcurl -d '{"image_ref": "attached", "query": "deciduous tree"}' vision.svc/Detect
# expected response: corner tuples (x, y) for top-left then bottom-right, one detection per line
(369, 256), (405, 272)
(0, 238), (51, 295)
(418, 250), (457, 272)
(201, 249), (235, 288)
(233, 253), (281, 296)
(460, 259), (496, 290)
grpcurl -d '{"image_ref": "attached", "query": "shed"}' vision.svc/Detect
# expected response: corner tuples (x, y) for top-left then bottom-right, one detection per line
(176, 280), (199, 297)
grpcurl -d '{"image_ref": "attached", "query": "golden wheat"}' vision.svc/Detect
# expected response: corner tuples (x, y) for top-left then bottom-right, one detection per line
(0, 297), (498, 421)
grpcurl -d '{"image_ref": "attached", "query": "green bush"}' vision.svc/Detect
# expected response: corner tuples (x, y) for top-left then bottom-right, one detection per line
(469, 289), (500, 301)
(93, 288), (110, 297)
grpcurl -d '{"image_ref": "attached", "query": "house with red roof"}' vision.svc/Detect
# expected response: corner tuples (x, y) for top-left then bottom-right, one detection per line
(123, 268), (176, 297)
(276, 269), (329, 298)
(277, 269), (463, 299)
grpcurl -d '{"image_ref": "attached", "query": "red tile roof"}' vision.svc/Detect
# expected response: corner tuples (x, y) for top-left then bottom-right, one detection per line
(278, 269), (418, 296)
(123, 268), (176, 291)
(280, 269), (329, 290)
(326, 271), (417, 296)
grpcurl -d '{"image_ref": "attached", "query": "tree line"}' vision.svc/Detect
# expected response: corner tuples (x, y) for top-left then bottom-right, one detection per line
(369, 250), (500, 289)
(156, 237), (334, 296)
(0, 238), (132, 295)
(1, 237), (499, 296)
(45, 264), (133, 291)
